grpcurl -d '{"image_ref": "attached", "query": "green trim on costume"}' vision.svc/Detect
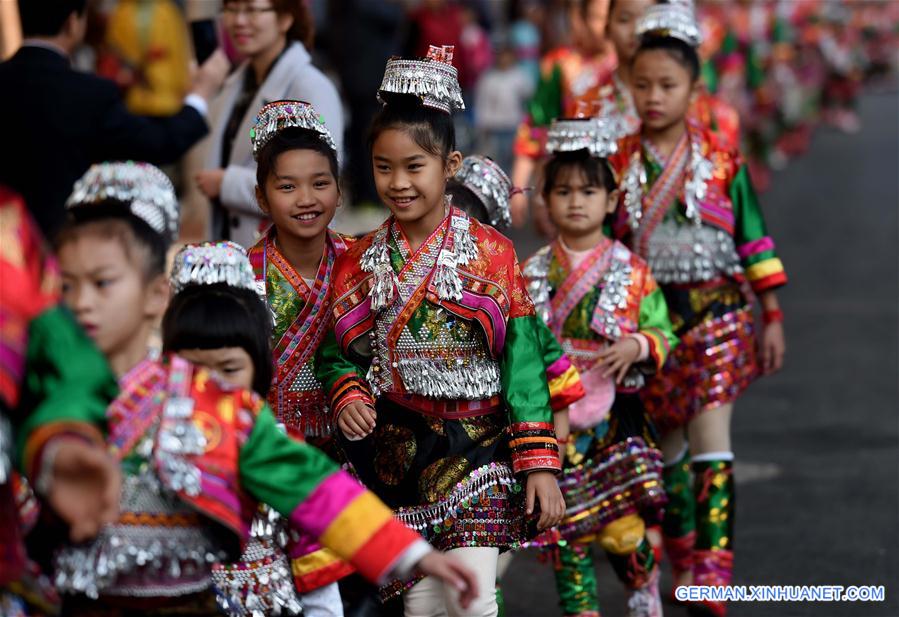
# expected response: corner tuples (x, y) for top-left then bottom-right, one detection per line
(607, 535), (656, 590)
(638, 288), (678, 366)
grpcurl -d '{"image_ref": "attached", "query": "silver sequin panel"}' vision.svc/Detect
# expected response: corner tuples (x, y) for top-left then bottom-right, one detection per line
(53, 456), (226, 600)
(645, 219), (742, 284)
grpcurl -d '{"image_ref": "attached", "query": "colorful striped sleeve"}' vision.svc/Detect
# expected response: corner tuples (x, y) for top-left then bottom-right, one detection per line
(535, 317), (584, 411)
(239, 406), (421, 584)
(637, 287), (678, 372)
(730, 164), (788, 293)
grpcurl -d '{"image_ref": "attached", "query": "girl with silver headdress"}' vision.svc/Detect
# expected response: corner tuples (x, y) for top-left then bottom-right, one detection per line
(608, 4), (788, 614)
(522, 117), (677, 617)
(317, 45), (566, 617)
(245, 99), (357, 616)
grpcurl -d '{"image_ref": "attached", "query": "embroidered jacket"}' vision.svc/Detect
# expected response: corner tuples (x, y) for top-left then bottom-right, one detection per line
(248, 228), (356, 592)
(20, 354), (424, 594)
(523, 238), (677, 384)
(608, 121), (787, 294)
(317, 208), (561, 475)
(248, 228), (353, 441)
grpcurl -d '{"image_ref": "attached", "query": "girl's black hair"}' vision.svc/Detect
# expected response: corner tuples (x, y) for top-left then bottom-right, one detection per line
(633, 34), (701, 82)
(368, 93), (456, 160)
(255, 127), (340, 190)
(162, 284), (274, 397)
(445, 179), (491, 226)
(54, 200), (167, 279)
(542, 150), (617, 198)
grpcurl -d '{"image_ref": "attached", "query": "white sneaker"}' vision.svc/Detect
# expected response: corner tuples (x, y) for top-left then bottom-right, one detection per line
(626, 569), (663, 617)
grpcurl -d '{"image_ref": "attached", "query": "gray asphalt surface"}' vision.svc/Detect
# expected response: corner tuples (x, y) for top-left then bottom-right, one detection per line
(500, 90), (899, 617)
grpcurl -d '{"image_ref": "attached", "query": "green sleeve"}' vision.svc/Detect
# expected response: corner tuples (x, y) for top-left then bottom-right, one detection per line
(239, 403), (339, 515)
(502, 315), (553, 425)
(731, 164), (775, 264)
(637, 288), (678, 370)
(314, 330), (367, 394)
(730, 164), (787, 291)
(535, 316), (564, 369)
(503, 315), (561, 473)
(526, 64), (563, 128)
(16, 306), (118, 469)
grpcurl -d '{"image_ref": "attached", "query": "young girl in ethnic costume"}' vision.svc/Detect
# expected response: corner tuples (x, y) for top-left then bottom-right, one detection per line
(0, 188), (120, 617)
(245, 100), (357, 615)
(165, 240), (304, 616)
(609, 5), (787, 615)
(522, 118), (677, 617)
(28, 162), (476, 616)
(317, 46), (566, 617)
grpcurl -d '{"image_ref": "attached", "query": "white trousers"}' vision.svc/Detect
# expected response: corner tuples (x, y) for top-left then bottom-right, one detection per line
(301, 582), (344, 617)
(403, 547), (499, 617)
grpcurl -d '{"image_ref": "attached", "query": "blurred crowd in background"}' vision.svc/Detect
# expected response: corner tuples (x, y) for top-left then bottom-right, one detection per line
(0, 0), (896, 242)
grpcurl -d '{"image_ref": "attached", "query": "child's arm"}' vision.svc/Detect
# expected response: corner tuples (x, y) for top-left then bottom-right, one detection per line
(503, 263), (566, 530)
(730, 163), (788, 295)
(597, 269), (677, 382)
(240, 404), (477, 604)
(16, 306), (121, 541)
(315, 330), (376, 439)
(730, 162), (787, 373)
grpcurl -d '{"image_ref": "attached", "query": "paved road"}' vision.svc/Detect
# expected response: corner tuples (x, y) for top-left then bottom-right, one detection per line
(500, 90), (899, 617)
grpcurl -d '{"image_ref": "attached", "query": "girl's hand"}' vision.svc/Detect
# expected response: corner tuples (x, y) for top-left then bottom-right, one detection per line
(526, 471), (566, 530)
(46, 439), (122, 542)
(597, 337), (641, 383)
(414, 551), (480, 609)
(760, 321), (786, 375)
(195, 169), (225, 199)
(337, 400), (377, 439)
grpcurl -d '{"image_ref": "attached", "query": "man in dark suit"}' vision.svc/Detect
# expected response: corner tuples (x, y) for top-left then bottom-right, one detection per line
(0, 0), (228, 237)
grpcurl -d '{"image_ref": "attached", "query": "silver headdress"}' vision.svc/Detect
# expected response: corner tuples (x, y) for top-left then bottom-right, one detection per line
(251, 99), (337, 160)
(636, 1), (703, 48)
(170, 241), (257, 295)
(66, 161), (179, 244)
(454, 156), (513, 229)
(377, 45), (465, 114)
(546, 117), (619, 159)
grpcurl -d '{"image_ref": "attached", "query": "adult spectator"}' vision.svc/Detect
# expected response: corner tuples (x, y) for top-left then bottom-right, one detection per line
(0, 0), (228, 238)
(194, 0), (343, 247)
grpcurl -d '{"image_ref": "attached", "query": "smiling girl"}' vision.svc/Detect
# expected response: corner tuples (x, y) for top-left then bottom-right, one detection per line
(246, 100), (357, 615)
(523, 117), (677, 617)
(317, 46), (565, 617)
